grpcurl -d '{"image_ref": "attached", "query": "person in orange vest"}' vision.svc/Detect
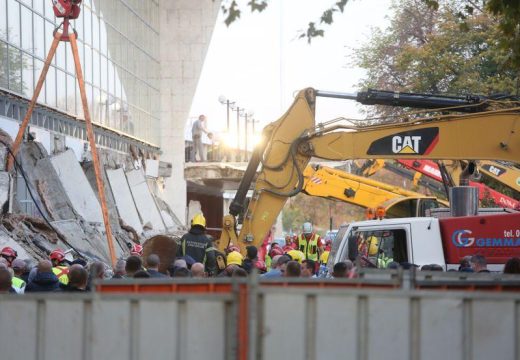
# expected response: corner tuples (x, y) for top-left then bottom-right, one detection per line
(50, 248), (70, 285)
(296, 222), (323, 262)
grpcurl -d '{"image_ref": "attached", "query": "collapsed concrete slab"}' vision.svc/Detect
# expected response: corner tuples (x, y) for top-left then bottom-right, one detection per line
(0, 171), (8, 211)
(106, 168), (143, 234)
(50, 150), (104, 224)
(154, 195), (184, 232)
(82, 161), (122, 233)
(15, 142), (77, 221)
(126, 169), (166, 232)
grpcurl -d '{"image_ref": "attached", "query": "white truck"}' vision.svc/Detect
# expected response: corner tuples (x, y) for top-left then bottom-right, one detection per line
(328, 210), (520, 272)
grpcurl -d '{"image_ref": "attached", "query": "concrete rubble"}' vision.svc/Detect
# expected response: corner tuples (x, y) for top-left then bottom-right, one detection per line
(0, 134), (185, 267)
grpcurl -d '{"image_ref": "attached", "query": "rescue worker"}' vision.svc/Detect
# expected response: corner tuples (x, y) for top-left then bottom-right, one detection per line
(217, 251), (244, 277)
(11, 259), (27, 294)
(319, 240), (332, 266)
(266, 244), (283, 271)
(130, 244), (143, 257)
(287, 249), (305, 264)
(176, 213), (216, 276)
(0, 246), (17, 267)
(258, 226), (275, 262)
(50, 248), (69, 285)
(207, 235), (227, 274)
(366, 235), (393, 268)
(296, 222), (323, 262)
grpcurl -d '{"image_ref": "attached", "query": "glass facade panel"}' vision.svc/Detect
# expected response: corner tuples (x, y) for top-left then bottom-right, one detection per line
(32, 0), (41, 14)
(44, 20), (54, 62)
(84, 45), (92, 83)
(56, 68), (66, 109)
(21, 52), (32, 96)
(0, 0), (6, 41)
(33, 13), (44, 58)
(66, 74), (75, 114)
(0, 41), (7, 88)
(33, 58), (44, 101)
(45, 65), (55, 107)
(83, 7), (91, 45)
(21, 5), (32, 52)
(7, 0), (20, 47)
(0, 0), (160, 145)
(8, 45), (22, 93)
(92, 12), (99, 50)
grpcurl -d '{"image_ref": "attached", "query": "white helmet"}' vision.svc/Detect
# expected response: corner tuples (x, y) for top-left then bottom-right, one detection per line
(302, 222), (313, 234)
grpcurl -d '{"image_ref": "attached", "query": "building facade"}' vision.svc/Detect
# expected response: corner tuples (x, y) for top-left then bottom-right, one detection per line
(0, 0), (220, 223)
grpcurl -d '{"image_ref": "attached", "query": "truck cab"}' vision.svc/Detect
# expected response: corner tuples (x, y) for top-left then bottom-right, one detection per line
(328, 218), (446, 272)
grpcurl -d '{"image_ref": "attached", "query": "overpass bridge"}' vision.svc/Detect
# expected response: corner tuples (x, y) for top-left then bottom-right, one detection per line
(184, 159), (352, 236)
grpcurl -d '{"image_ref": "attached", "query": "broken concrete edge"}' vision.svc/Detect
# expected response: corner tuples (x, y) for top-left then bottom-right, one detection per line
(0, 136), (183, 271)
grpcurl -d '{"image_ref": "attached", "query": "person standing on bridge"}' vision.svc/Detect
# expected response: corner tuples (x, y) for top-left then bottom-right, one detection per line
(191, 115), (212, 162)
(177, 213), (216, 276)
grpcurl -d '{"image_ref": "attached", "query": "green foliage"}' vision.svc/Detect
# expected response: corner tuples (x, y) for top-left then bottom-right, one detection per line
(219, 0), (349, 43)
(423, 0), (520, 68)
(222, 1), (241, 27)
(281, 199), (305, 233)
(0, 38), (28, 94)
(355, 0), (518, 118)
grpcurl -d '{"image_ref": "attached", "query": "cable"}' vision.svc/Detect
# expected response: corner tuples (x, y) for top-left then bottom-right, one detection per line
(0, 140), (84, 258)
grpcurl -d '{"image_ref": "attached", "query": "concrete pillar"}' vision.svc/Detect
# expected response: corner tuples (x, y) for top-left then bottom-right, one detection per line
(158, 0), (221, 225)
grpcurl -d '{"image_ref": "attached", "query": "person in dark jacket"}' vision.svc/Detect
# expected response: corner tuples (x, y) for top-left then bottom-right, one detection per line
(145, 254), (167, 278)
(0, 267), (15, 293)
(176, 213), (216, 276)
(242, 246), (258, 274)
(25, 260), (60, 292)
(60, 265), (88, 292)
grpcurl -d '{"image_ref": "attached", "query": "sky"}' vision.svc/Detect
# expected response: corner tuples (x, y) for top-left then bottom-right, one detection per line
(188, 0), (393, 148)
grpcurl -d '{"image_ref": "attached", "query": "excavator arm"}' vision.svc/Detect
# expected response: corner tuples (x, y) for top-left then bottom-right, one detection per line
(303, 165), (448, 211)
(216, 88), (520, 253)
(477, 160), (520, 193)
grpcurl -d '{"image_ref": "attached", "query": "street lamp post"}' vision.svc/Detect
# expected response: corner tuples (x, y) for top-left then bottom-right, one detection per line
(234, 106), (244, 161)
(218, 96), (235, 134)
(244, 111), (255, 161)
(244, 112), (248, 162)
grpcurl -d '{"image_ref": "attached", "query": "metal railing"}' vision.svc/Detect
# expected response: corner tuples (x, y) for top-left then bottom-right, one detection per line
(184, 140), (252, 163)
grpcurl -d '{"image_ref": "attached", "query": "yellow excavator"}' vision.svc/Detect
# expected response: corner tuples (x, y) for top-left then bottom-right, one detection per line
(302, 165), (448, 217)
(215, 88), (520, 253)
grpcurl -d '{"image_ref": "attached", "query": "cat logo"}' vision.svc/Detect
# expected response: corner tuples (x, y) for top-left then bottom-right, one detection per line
(481, 164), (506, 177)
(367, 127), (439, 156)
(392, 136), (421, 154)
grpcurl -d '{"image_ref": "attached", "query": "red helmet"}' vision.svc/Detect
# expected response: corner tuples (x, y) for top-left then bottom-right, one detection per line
(50, 248), (65, 262)
(226, 245), (240, 254)
(0, 246), (17, 259)
(130, 244), (143, 256)
(282, 245), (294, 253)
(269, 247), (284, 258)
(254, 260), (267, 273)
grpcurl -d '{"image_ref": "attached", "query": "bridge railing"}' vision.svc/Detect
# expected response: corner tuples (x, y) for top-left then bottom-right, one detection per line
(185, 140), (251, 162)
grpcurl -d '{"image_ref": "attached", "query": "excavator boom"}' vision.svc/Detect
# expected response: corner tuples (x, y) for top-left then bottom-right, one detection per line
(217, 88), (520, 253)
(303, 165), (448, 213)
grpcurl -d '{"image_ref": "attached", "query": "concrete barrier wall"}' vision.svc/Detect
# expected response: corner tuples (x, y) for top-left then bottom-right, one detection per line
(255, 287), (519, 360)
(1, 282), (519, 360)
(0, 293), (235, 360)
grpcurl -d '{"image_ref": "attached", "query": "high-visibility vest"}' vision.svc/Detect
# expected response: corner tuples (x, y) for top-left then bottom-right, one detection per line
(377, 255), (393, 269)
(265, 254), (272, 271)
(52, 266), (69, 285)
(319, 250), (330, 265)
(298, 233), (319, 261)
(12, 276), (26, 292)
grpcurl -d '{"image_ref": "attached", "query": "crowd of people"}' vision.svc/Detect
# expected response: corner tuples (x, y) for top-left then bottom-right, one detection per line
(1, 214), (519, 294)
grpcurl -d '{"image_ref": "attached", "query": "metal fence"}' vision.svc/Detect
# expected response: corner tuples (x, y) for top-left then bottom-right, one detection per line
(185, 140), (251, 163)
(1, 274), (519, 360)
